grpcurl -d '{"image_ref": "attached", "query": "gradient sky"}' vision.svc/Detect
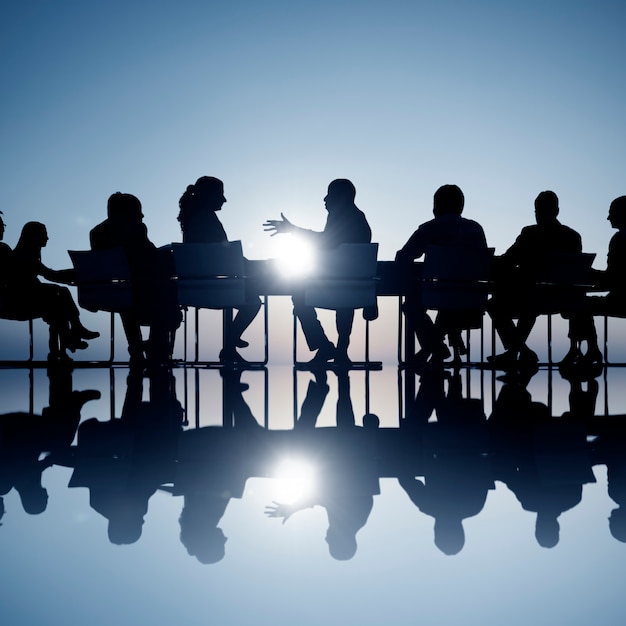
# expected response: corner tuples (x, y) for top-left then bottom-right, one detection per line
(2, 0), (625, 268)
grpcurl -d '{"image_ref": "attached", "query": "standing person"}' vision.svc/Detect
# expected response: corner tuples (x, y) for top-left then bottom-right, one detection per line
(91, 192), (180, 365)
(177, 176), (261, 364)
(264, 178), (372, 366)
(5, 221), (99, 362)
(395, 184), (488, 369)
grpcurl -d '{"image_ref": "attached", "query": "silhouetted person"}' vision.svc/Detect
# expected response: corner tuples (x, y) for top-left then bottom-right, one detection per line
(487, 190), (600, 372)
(172, 373), (263, 563)
(68, 367), (182, 544)
(395, 184), (488, 369)
(579, 196), (626, 367)
(0, 211), (10, 287)
(266, 370), (379, 559)
(264, 179), (372, 366)
(0, 367), (100, 521)
(90, 192), (181, 365)
(488, 376), (593, 548)
(399, 371), (493, 555)
(177, 176), (261, 364)
(594, 425), (626, 543)
(3, 221), (99, 362)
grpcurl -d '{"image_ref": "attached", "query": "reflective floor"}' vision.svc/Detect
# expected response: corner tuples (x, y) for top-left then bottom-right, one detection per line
(1, 361), (625, 625)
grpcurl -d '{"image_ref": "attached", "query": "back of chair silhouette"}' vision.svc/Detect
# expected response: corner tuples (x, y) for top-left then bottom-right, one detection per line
(400, 245), (494, 364)
(535, 252), (596, 363)
(0, 291), (37, 362)
(295, 242), (380, 365)
(170, 241), (267, 364)
(69, 248), (133, 362)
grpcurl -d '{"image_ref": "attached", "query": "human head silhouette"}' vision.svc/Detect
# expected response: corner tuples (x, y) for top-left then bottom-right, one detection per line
(180, 523), (227, 564)
(324, 179), (356, 213)
(433, 184), (464, 217)
(18, 485), (49, 515)
(535, 513), (560, 548)
(193, 176), (227, 211)
(434, 517), (465, 555)
(608, 196), (626, 230)
(609, 507), (626, 542)
(325, 525), (358, 560)
(107, 192), (143, 221)
(534, 190), (559, 225)
(107, 511), (144, 545)
(17, 222), (48, 249)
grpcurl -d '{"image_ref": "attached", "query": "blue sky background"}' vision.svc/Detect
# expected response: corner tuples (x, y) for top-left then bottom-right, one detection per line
(1, 0), (625, 362)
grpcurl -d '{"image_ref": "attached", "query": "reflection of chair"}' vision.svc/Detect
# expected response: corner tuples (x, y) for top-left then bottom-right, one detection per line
(170, 241), (268, 365)
(69, 248), (133, 362)
(294, 243), (380, 367)
(400, 246), (494, 365)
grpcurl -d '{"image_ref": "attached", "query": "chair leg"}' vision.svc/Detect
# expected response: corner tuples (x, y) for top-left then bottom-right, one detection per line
(28, 319), (34, 361)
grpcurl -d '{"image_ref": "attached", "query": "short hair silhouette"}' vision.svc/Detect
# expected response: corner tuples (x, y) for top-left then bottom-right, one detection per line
(326, 527), (358, 560)
(609, 196), (626, 228)
(18, 486), (48, 515)
(535, 515), (560, 548)
(609, 508), (626, 543)
(180, 524), (227, 564)
(434, 518), (465, 555)
(108, 515), (143, 545)
(433, 184), (464, 216)
(535, 190), (560, 220)
(107, 192), (143, 220)
(327, 178), (357, 203)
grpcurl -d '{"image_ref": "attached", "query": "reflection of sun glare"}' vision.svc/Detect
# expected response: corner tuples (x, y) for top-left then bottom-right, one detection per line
(273, 458), (316, 504)
(273, 236), (316, 277)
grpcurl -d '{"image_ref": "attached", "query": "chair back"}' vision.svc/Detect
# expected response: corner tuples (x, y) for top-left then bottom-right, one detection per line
(421, 246), (494, 311)
(170, 241), (246, 308)
(69, 248), (133, 312)
(305, 243), (379, 309)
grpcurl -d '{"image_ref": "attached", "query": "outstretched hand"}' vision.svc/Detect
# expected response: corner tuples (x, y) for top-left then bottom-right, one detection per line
(265, 500), (293, 524)
(263, 212), (293, 236)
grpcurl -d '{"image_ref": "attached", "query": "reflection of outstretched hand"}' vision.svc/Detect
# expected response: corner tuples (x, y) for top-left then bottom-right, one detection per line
(265, 500), (293, 524)
(263, 213), (293, 236)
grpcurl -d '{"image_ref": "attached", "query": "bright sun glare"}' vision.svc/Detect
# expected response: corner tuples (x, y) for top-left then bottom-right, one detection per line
(273, 236), (316, 278)
(273, 458), (317, 504)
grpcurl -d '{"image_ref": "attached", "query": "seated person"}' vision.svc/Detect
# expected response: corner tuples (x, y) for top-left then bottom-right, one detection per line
(3, 221), (99, 362)
(264, 179), (372, 366)
(395, 184), (488, 368)
(567, 195), (626, 370)
(177, 176), (261, 364)
(91, 192), (180, 365)
(488, 190), (600, 370)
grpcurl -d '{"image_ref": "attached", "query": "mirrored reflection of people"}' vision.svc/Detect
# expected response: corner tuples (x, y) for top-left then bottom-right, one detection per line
(177, 176), (261, 364)
(68, 368), (182, 544)
(264, 179), (372, 366)
(2, 221), (99, 363)
(594, 425), (626, 544)
(488, 376), (594, 548)
(395, 184), (488, 370)
(172, 370), (263, 563)
(487, 191), (601, 373)
(266, 371), (380, 560)
(0, 368), (100, 522)
(90, 192), (181, 365)
(399, 371), (494, 555)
